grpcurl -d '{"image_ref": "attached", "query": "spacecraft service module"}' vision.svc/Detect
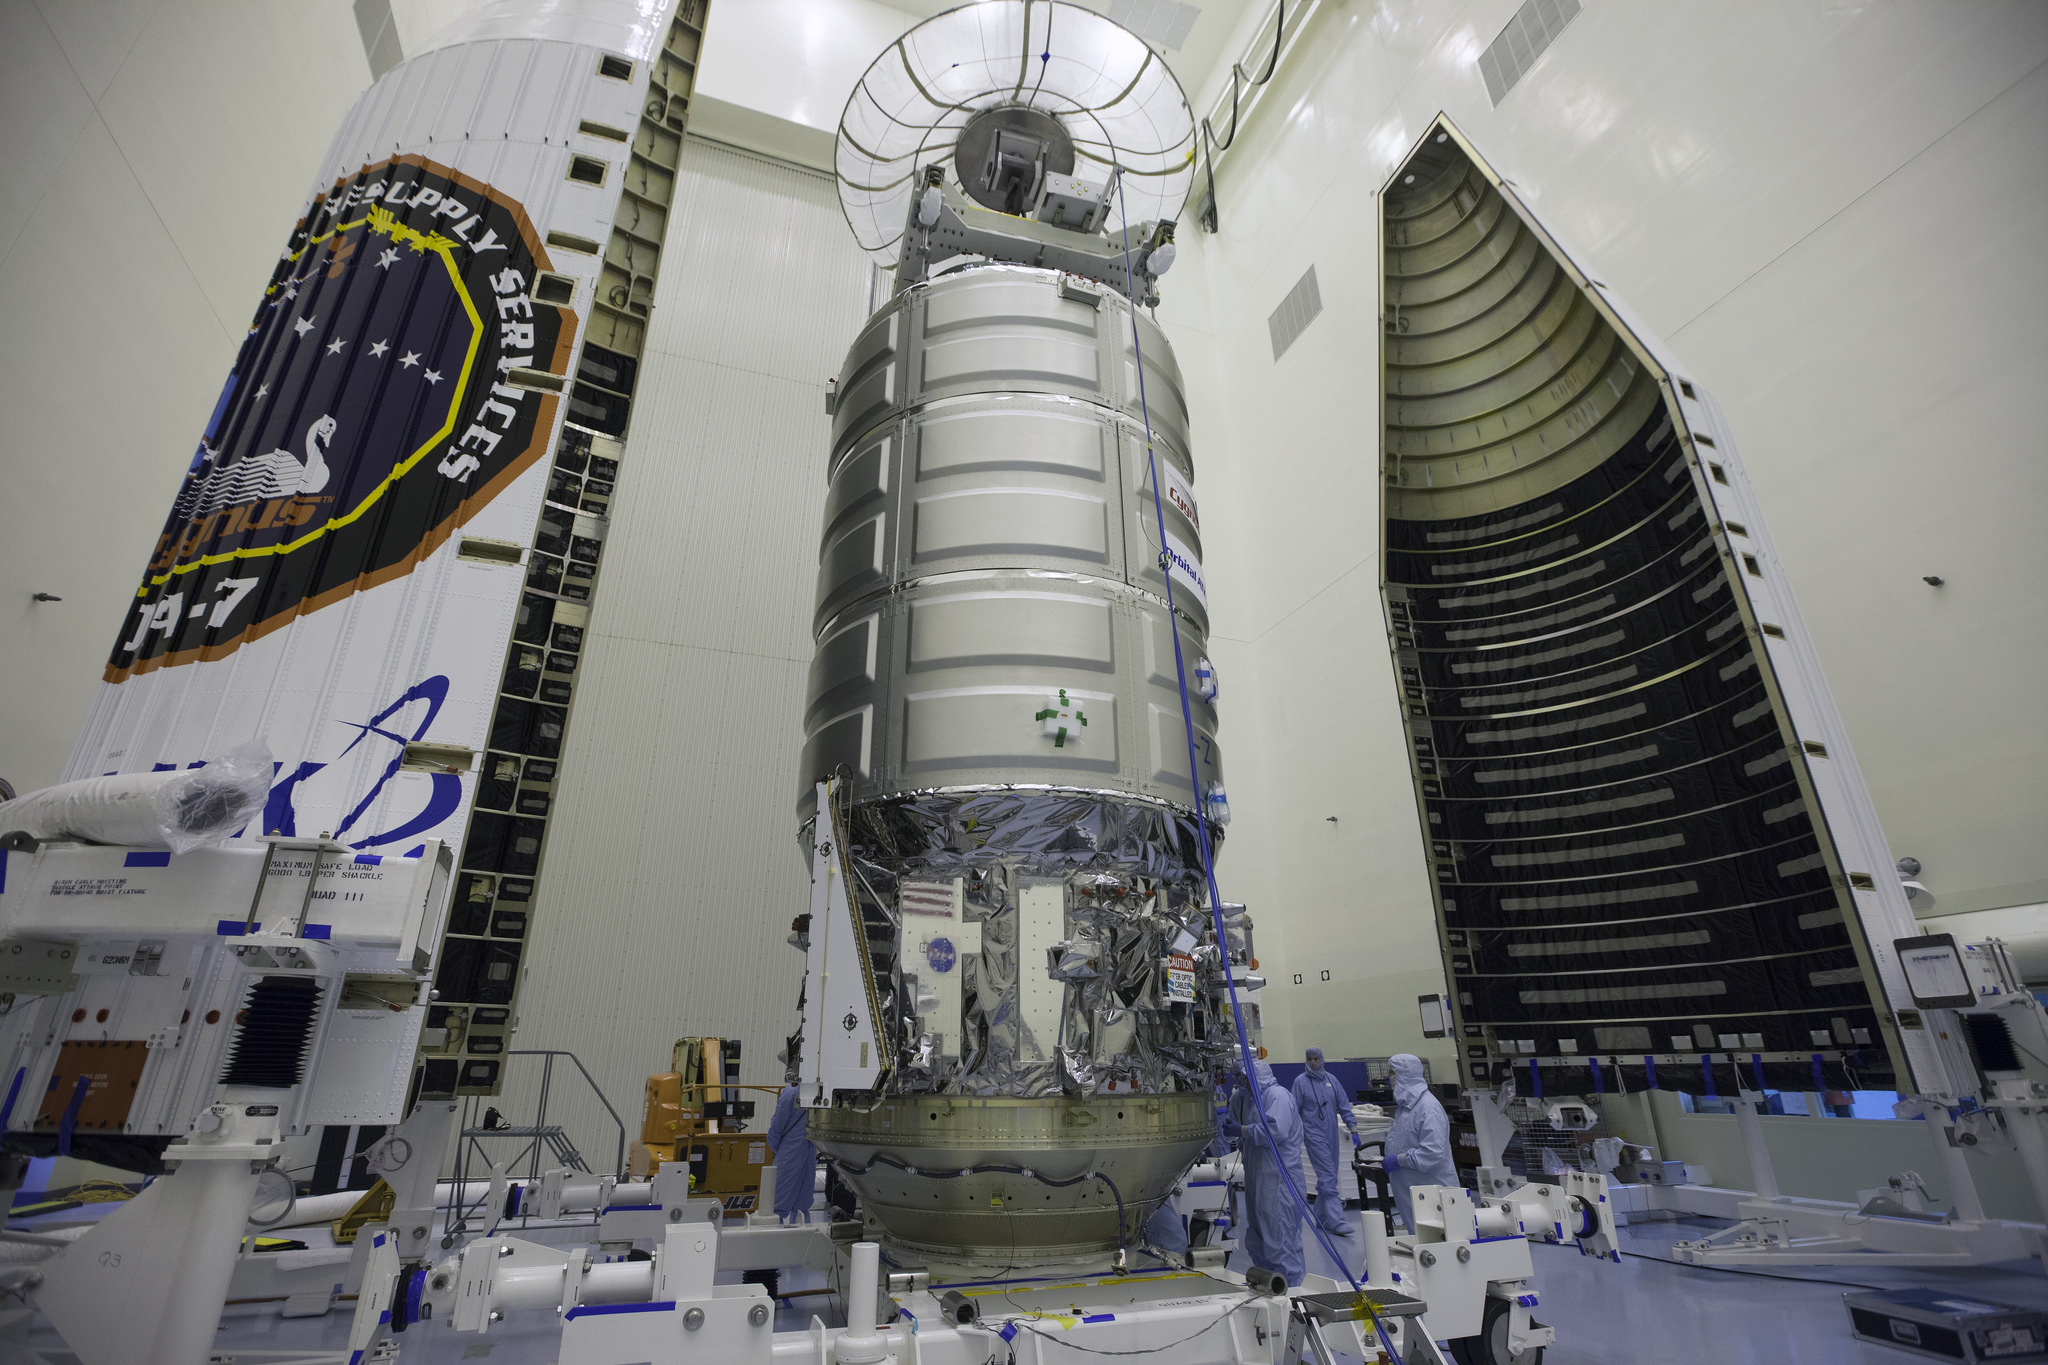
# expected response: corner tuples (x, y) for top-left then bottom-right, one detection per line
(788, 0), (1242, 1266)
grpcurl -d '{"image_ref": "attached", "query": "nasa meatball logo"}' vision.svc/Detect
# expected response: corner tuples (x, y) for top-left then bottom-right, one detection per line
(106, 154), (571, 682)
(924, 937), (957, 974)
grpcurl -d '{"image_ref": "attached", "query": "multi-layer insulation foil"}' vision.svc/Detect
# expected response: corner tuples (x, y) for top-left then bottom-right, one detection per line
(1380, 120), (1926, 1097)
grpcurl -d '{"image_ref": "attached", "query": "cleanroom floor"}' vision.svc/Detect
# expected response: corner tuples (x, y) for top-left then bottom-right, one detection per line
(1281, 1209), (2048, 1364)
(3, 1209), (2041, 1361)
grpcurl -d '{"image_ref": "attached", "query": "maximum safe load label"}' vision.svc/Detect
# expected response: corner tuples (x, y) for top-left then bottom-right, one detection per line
(106, 154), (572, 682)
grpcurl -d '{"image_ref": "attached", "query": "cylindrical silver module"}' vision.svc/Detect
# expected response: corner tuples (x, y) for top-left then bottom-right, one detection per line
(791, 6), (1258, 1254)
(799, 265), (1233, 1260)
(802, 264), (1219, 813)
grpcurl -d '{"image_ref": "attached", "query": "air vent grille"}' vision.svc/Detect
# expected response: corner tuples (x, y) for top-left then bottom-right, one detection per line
(1108, 0), (1202, 52)
(1268, 265), (1322, 361)
(1479, 0), (1581, 106)
(220, 976), (323, 1088)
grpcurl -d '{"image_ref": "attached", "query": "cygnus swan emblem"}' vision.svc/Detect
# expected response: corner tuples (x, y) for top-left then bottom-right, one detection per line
(171, 415), (337, 522)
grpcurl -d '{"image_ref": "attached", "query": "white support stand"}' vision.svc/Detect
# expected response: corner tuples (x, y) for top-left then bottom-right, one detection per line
(32, 1091), (282, 1365)
(1465, 1087), (1520, 1198)
(383, 1100), (460, 1257)
(1993, 1081), (2048, 1234)
(1666, 1092), (2039, 1269)
(1903, 1096), (1988, 1225)
(1731, 1090), (1782, 1201)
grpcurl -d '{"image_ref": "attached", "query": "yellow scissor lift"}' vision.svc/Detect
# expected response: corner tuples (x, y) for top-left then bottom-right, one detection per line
(630, 1036), (780, 1216)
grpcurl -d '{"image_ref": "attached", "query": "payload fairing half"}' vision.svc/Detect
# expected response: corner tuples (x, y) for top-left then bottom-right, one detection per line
(61, 0), (710, 1100)
(1378, 119), (1933, 1099)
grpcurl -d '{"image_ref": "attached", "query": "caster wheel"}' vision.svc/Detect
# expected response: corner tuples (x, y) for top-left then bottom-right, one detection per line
(441, 1234), (456, 1249)
(1448, 1297), (1544, 1365)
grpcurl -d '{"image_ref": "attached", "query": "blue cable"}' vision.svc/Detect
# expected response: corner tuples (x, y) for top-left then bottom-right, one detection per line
(1111, 170), (1402, 1363)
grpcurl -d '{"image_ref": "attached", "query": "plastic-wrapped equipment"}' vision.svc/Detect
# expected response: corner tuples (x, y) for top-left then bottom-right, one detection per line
(0, 742), (272, 853)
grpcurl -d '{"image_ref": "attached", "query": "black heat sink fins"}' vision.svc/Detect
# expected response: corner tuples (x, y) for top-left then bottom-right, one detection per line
(219, 976), (323, 1088)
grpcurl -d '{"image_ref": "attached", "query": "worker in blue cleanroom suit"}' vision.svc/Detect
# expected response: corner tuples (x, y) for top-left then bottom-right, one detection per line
(1235, 1057), (1306, 1284)
(1382, 1054), (1457, 1230)
(1291, 1047), (1361, 1234)
(1145, 1197), (1190, 1258)
(764, 1083), (815, 1224)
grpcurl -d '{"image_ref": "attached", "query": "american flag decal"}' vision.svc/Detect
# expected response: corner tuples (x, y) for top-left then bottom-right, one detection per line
(900, 880), (957, 919)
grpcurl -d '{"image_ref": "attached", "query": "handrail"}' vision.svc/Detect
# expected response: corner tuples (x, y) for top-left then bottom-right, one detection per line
(509, 1048), (628, 1177)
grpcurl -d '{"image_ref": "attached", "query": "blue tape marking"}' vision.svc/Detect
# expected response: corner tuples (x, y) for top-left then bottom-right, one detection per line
(1644, 1055), (1658, 1089)
(123, 851), (171, 868)
(378, 1311), (390, 1325)
(1590, 1056), (1604, 1094)
(0, 1068), (23, 1130)
(505, 1184), (522, 1219)
(302, 924), (332, 940)
(350, 1352), (366, 1365)
(1528, 1058), (1542, 1099)
(999, 1322), (1020, 1342)
(1082, 1313), (1115, 1323)
(608, 1203), (661, 1211)
(56, 1074), (91, 1157)
(564, 1301), (677, 1320)
(1518, 1294), (1539, 1307)
(1188, 1180), (1226, 1188)
(353, 853), (382, 865)
(373, 1232), (386, 1248)
(217, 920), (257, 936)
(404, 1268), (425, 1325)
(1750, 1052), (1766, 1092)
(1701, 1054), (1716, 1099)
(1812, 1053), (1826, 1090)
(1472, 1234), (1523, 1244)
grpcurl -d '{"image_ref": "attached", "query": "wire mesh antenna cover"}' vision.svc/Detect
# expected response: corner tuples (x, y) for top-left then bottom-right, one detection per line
(1268, 265), (1322, 360)
(1479, 0), (1581, 106)
(219, 976), (324, 1088)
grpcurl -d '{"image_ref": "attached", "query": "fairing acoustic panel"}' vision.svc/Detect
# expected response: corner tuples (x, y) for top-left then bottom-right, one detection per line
(1379, 118), (1932, 1098)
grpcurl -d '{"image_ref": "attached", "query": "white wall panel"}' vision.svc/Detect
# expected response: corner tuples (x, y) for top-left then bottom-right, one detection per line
(1162, 0), (2048, 1075)
(503, 139), (871, 1160)
(0, 0), (371, 797)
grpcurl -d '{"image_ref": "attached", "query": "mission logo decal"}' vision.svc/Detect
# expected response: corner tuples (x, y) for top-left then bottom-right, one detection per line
(105, 154), (573, 682)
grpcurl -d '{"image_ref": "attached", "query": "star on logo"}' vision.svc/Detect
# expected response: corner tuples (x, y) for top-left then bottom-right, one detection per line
(398, 352), (421, 368)
(376, 248), (398, 269)
(367, 339), (389, 358)
(325, 337), (346, 356)
(293, 316), (315, 337)
(422, 369), (442, 385)
(283, 284), (299, 299)
(255, 383), (270, 400)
